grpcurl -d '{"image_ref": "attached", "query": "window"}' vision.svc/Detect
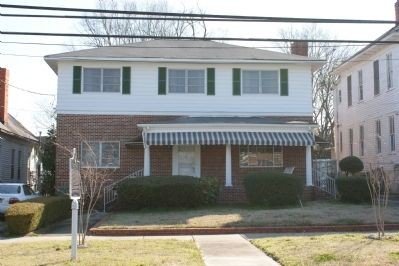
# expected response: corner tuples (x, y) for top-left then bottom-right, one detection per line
(376, 120), (382, 154)
(17, 150), (21, 180)
(359, 125), (364, 156)
(83, 68), (121, 93)
(10, 149), (15, 179)
(239, 146), (283, 167)
(389, 115), (395, 152)
(339, 131), (343, 152)
(168, 69), (205, 93)
(349, 128), (353, 156)
(374, 60), (380, 95)
(81, 141), (120, 168)
(347, 75), (352, 106)
(338, 90), (342, 103)
(358, 70), (363, 101)
(387, 53), (393, 89)
(242, 70), (279, 94)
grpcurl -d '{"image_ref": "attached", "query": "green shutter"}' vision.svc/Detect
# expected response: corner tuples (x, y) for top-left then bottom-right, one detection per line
(122, 67), (131, 94)
(207, 68), (215, 95)
(280, 69), (288, 96)
(158, 67), (167, 95)
(232, 68), (241, 95)
(72, 66), (82, 94)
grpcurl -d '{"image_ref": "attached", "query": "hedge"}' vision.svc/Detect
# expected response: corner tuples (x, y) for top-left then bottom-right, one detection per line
(243, 172), (303, 207)
(336, 175), (370, 203)
(115, 176), (220, 210)
(5, 196), (70, 235)
(339, 156), (364, 176)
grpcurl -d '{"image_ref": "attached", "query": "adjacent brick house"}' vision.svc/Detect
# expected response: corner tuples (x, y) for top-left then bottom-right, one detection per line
(45, 40), (323, 202)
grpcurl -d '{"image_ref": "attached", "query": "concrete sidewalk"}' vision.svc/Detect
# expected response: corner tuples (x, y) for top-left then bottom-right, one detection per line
(194, 234), (280, 266)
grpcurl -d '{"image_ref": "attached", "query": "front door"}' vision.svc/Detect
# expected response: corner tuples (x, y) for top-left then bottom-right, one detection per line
(173, 145), (200, 177)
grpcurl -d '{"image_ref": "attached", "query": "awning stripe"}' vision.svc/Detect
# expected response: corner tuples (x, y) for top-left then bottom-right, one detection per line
(145, 131), (315, 146)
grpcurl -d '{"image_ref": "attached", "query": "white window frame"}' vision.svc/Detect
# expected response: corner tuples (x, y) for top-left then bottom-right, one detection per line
(81, 141), (120, 168)
(376, 120), (382, 154)
(389, 115), (396, 152)
(386, 52), (394, 90)
(241, 69), (280, 95)
(167, 69), (206, 94)
(82, 67), (122, 93)
(239, 145), (283, 168)
(358, 70), (363, 101)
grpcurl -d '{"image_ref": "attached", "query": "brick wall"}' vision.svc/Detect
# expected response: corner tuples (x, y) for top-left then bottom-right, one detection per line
(57, 114), (310, 202)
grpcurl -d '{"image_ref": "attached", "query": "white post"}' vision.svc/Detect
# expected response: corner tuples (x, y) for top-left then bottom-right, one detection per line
(306, 145), (313, 186)
(71, 198), (79, 261)
(144, 144), (150, 176)
(225, 144), (232, 187)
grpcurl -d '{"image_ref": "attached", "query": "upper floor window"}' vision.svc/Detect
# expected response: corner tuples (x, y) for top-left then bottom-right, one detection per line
(373, 60), (380, 95)
(242, 70), (279, 94)
(389, 115), (396, 152)
(359, 125), (364, 156)
(168, 69), (205, 94)
(339, 131), (343, 152)
(358, 70), (363, 101)
(386, 53), (393, 90)
(239, 145), (282, 167)
(349, 128), (353, 156)
(376, 120), (382, 154)
(338, 90), (342, 103)
(347, 75), (352, 107)
(81, 141), (120, 168)
(83, 68), (121, 93)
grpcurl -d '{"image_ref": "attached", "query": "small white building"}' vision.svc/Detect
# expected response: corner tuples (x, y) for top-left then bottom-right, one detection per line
(334, 2), (399, 191)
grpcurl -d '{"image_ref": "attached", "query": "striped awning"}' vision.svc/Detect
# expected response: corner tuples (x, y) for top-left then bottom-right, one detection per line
(143, 131), (314, 146)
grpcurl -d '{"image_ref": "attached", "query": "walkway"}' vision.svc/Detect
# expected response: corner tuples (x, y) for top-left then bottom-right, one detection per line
(194, 234), (280, 266)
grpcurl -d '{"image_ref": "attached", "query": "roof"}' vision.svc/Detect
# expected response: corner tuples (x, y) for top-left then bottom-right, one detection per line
(141, 116), (317, 125)
(45, 40), (325, 72)
(334, 25), (399, 74)
(0, 114), (38, 142)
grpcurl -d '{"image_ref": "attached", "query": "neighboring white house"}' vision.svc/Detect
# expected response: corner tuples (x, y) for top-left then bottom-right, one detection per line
(334, 18), (399, 191)
(45, 40), (324, 202)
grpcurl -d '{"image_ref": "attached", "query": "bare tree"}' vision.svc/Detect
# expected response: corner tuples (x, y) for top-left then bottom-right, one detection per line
(279, 25), (353, 145)
(80, 0), (209, 47)
(366, 166), (391, 239)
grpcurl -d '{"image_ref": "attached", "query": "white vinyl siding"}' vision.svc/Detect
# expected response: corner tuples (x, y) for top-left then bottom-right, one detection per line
(168, 69), (205, 94)
(242, 70), (279, 94)
(81, 141), (120, 168)
(239, 145), (283, 167)
(83, 68), (121, 93)
(389, 115), (395, 152)
(386, 52), (393, 90)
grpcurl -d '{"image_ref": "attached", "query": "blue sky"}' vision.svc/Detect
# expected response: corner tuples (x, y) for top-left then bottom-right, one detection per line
(0, 0), (396, 134)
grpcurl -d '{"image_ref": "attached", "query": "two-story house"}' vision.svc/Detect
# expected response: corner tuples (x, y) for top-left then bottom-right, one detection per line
(334, 2), (399, 191)
(45, 40), (323, 202)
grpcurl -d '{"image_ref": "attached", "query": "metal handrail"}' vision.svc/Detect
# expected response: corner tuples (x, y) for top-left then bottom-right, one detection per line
(313, 169), (337, 198)
(103, 168), (144, 211)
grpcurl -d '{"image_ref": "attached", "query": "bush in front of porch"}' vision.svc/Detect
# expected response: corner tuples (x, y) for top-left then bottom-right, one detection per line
(243, 172), (303, 207)
(115, 176), (219, 210)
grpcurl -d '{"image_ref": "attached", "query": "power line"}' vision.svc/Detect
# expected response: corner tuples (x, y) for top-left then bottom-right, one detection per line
(0, 79), (55, 96)
(2, 32), (399, 44)
(0, 3), (397, 24)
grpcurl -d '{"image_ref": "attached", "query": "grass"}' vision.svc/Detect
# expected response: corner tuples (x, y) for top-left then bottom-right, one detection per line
(97, 201), (399, 229)
(0, 239), (204, 266)
(252, 233), (399, 266)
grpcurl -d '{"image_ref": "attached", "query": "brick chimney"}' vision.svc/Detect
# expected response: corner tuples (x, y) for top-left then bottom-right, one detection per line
(0, 68), (9, 125)
(395, 0), (399, 24)
(291, 41), (308, 57)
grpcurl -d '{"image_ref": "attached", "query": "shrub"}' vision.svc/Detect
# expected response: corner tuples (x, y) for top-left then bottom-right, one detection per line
(339, 156), (364, 176)
(5, 196), (70, 235)
(336, 175), (370, 203)
(243, 172), (303, 207)
(115, 176), (220, 210)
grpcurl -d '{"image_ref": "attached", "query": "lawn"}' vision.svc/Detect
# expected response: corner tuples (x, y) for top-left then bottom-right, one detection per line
(252, 233), (399, 266)
(0, 239), (204, 266)
(97, 201), (399, 229)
